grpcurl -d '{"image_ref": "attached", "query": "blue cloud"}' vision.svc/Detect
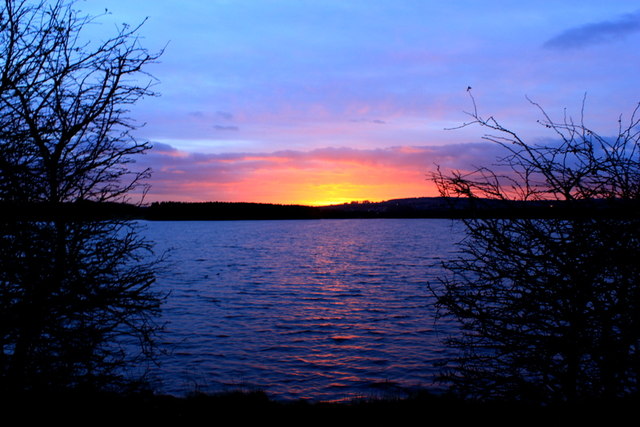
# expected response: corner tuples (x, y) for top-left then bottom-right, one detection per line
(213, 125), (239, 131)
(216, 111), (234, 120)
(544, 10), (640, 49)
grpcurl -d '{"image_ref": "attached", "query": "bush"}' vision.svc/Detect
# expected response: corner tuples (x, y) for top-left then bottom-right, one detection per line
(431, 94), (640, 403)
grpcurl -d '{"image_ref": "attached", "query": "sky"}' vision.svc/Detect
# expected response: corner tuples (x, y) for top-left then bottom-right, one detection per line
(79, 0), (640, 205)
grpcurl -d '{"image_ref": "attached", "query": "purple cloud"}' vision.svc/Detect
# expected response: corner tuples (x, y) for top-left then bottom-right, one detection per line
(136, 142), (508, 203)
(544, 10), (640, 49)
(213, 125), (239, 131)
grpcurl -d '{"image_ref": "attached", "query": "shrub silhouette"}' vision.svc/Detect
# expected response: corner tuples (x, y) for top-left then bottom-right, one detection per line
(431, 94), (640, 403)
(0, 220), (162, 392)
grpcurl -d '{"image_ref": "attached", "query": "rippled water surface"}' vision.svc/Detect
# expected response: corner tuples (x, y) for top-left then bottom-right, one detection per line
(144, 218), (465, 401)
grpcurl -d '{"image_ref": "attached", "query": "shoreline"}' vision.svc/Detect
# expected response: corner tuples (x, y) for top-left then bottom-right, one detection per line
(5, 388), (638, 422)
(2, 197), (639, 221)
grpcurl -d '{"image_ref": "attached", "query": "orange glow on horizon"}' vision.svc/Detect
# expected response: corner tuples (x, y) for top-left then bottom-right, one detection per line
(141, 144), (452, 205)
(146, 160), (441, 206)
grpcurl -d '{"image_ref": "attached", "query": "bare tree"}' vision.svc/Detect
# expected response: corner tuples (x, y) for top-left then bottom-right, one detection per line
(430, 94), (640, 403)
(0, 0), (164, 393)
(0, 0), (161, 204)
(433, 93), (640, 202)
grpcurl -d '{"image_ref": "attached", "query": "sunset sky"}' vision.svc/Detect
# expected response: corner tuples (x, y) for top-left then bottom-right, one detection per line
(80, 1), (640, 205)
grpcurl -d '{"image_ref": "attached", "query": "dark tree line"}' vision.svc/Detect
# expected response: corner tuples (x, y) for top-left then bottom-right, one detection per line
(0, 0), (163, 393)
(431, 94), (640, 403)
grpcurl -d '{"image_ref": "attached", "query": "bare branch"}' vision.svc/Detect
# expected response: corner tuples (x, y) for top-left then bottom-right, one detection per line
(0, 0), (161, 204)
(430, 94), (640, 403)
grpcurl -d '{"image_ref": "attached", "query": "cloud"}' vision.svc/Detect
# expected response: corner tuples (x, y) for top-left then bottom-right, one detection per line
(149, 142), (180, 153)
(138, 142), (506, 204)
(213, 125), (239, 131)
(350, 118), (387, 124)
(544, 10), (640, 50)
(216, 111), (234, 120)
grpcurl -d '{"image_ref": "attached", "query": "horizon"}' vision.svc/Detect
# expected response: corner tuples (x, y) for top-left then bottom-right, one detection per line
(142, 195), (437, 207)
(77, 1), (640, 206)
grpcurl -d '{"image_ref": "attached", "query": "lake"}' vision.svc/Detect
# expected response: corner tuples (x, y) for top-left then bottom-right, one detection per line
(143, 218), (466, 401)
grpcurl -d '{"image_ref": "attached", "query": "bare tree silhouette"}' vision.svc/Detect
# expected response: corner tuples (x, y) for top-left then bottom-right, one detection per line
(0, 0), (164, 393)
(431, 93), (640, 403)
(0, 0), (160, 204)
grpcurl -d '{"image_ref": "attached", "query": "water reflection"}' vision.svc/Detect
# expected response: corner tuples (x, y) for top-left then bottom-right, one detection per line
(146, 219), (463, 401)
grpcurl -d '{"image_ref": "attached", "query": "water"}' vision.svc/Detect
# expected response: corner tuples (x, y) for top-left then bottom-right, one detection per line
(143, 218), (465, 401)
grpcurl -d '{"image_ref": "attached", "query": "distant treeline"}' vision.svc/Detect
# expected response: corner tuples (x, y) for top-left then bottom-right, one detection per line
(1, 197), (639, 221)
(143, 201), (321, 220)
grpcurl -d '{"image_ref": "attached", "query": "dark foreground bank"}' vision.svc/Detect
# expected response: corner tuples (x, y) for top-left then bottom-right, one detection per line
(3, 197), (639, 221)
(4, 390), (638, 423)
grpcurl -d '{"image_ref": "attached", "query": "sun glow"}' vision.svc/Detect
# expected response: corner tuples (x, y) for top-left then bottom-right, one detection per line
(145, 162), (441, 205)
(142, 144), (446, 205)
